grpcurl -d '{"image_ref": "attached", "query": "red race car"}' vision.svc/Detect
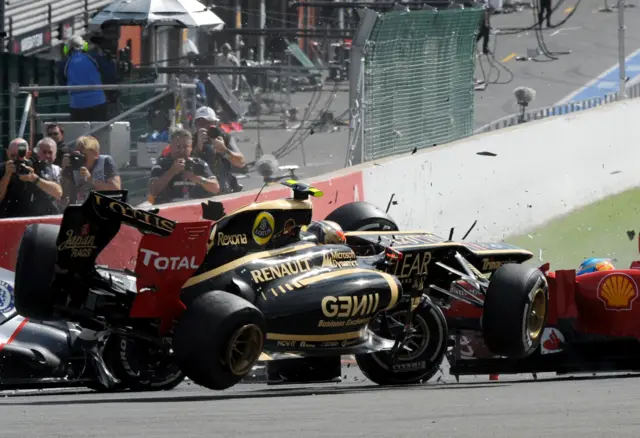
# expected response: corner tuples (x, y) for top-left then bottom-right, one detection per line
(445, 257), (640, 378)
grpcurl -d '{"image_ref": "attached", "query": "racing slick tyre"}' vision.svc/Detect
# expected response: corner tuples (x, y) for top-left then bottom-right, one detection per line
(14, 223), (60, 320)
(482, 264), (549, 358)
(355, 297), (448, 385)
(173, 291), (267, 390)
(90, 335), (185, 392)
(325, 201), (399, 232)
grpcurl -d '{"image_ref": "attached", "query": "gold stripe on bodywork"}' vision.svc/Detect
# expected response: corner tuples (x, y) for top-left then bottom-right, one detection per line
(266, 330), (364, 342)
(298, 268), (400, 310)
(345, 230), (435, 236)
(227, 198), (312, 217)
(183, 243), (317, 287)
(206, 223), (218, 251)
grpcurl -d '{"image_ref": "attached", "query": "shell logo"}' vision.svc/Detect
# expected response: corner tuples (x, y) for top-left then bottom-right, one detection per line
(597, 273), (639, 311)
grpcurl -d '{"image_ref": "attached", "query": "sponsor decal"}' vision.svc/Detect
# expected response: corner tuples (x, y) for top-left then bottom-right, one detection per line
(216, 232), (248, 246)
(540, 328), (565, 355)
(10, 27), (51, 54)
(93, 193), (176, 235)
(283, 219), (296, 235)
(458, 335), (475, 359)
(139, 248), (199, 271)
(299, 341), (316, 348)
(0, 280), (15, 314)
(276, 340), (298, 348)
(252, 212), (275, 245)
(449, 280), (482, 298)
(481, 258), (518, 271)
(392, 361), (426, 372)
(320, 341), (341, 347)
(318, 293), (380, 328)
(250, 259), (312, 283)
(57, 228), (97, 258)
(392, 251), (432, 283)
(597, 273), (639, 311)
(321, 249), (358, 269)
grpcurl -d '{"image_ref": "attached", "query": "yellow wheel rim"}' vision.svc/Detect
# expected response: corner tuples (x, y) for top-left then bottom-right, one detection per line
(225, 324), (264, 376)
(527, 289), (547, 340)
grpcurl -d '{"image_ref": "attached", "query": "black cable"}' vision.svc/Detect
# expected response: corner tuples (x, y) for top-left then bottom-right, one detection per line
(496, 0), (581, 35)
(274, 80), (341, 159)
(476, 33), (515, 88)
(272, 86), (323, 157)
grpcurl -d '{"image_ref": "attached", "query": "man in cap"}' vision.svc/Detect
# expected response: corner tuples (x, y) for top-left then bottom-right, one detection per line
(193, 106), (245, 194)
(57, 35), (117, 122)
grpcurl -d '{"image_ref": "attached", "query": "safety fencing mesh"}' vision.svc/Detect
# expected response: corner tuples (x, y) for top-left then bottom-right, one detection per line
(361, 7), (483, 161)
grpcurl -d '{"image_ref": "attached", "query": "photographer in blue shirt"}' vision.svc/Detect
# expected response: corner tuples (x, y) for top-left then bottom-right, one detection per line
(57, 35), (117, 122)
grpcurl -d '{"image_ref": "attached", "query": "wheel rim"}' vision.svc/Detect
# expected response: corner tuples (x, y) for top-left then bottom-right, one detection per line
(392, 310), (430, 361)
(225, 324), (264, 376)
(118, 337), (183, 386)
(370, 310), (431, 367)
(527, 289), (547, 340)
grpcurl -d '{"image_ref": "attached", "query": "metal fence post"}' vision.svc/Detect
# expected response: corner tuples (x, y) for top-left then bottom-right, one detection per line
(9, 83), (19, 140)
(618, 0), (627, 100)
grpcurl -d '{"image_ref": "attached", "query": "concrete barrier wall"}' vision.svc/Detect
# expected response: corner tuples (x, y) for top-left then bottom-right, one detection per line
(1, 97), (639, 272)
(361, 99), (640, 241)
(0, 171), (364, 271)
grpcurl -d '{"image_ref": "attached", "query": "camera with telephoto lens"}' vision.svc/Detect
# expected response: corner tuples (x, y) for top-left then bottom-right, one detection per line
(184, 157), (205, 174)
(69, 152), (86, 171)
(207, 126), (224, 141)
(160, 157), (205, 174)
(15, 143), (32, 176)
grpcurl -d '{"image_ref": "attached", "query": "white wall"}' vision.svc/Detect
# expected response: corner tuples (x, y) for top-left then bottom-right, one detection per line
(362, 99), (640, 241)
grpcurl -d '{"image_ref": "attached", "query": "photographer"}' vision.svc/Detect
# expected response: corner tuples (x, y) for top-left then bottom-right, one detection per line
(193, 106), (246, 195)
(45, 123), (70, 166)
(148, 128), (220, 205)
(61, 135), (121, 206)
(0, 138), (63, 218)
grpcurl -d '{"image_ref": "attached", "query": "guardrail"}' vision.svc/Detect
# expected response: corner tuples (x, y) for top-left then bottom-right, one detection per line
(475, 81), (640, 134)
(9, 78), (197, 142)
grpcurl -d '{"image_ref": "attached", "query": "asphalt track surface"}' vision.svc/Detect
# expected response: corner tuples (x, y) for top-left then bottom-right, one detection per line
(4, 366), (640, 437)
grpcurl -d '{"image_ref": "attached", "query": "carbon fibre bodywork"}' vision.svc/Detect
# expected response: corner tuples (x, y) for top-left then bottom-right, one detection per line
(183, 242), (402, 355)
(342, 231), (534, 301)
(10, 184), (547, 391)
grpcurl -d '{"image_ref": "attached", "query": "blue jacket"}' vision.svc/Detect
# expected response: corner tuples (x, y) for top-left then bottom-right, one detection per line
(57, 51), (115, 109)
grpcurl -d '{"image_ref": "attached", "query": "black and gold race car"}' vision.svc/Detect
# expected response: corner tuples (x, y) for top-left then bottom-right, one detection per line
(11, 180), (548, 390)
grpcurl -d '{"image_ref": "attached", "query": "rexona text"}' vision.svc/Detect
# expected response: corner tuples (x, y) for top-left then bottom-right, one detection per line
(250, 259), (312, 283)
(139, 248), (199, 271)
(217, 232), (248, 246)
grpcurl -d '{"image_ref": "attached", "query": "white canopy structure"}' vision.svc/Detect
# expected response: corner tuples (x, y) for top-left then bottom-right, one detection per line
(89, 0), (225, 30)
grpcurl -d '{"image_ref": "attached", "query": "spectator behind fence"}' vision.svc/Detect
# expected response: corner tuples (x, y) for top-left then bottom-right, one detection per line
(148, 128), (220, 205)
(57, 36), (117, 122)
(60, 135), (121, 206)
(0, 138), (63, 218)
(193, 106), (245, 195)
(477, 6), (491, 55)
(46, 123), (70, 166)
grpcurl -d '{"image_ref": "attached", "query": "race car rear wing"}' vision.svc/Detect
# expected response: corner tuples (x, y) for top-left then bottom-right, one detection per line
(55, 190), (179, 275)
(86, 190), (177, 237)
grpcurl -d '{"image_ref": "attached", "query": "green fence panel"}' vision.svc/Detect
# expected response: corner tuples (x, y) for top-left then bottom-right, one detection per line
(362, 7), (483, 161)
